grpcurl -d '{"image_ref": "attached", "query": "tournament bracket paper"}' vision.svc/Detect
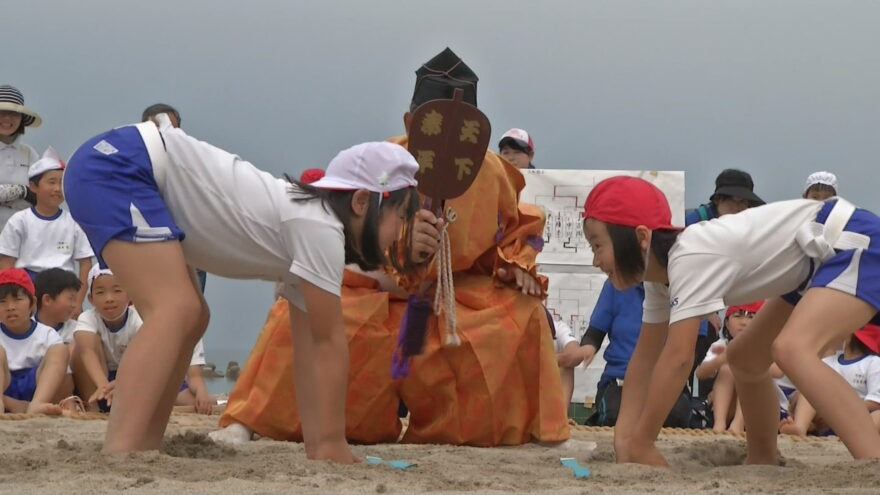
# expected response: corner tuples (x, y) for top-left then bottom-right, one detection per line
(521, 169), (685, 402)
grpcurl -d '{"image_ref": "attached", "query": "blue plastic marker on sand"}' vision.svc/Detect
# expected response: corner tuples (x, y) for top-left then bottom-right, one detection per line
(560, 457), (591, 479)
(366, 456), (417, 470)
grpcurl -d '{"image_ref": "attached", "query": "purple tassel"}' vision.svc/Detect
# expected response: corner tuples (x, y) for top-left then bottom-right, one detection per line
(391, 295), (432, 379)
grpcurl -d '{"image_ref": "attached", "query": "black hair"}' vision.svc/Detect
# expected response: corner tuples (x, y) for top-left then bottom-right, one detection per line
(28, 168), (63, 186)
(288, 182), (420, 272)
(35, 268), (82, 310)
(141, 103), (181, 126)
(804, 183), (836, 198)
(0, 283), (35, 307)
(606, 224), (680, 285)
(850, 335), (876, 356)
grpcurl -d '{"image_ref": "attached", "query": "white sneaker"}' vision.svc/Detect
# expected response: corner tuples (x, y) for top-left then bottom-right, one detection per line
(208, 423), (253, 445)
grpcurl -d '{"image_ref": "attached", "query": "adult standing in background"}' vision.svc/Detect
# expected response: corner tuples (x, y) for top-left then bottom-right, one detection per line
(141, 103), (206, 294)
(0, 85), (41, 231)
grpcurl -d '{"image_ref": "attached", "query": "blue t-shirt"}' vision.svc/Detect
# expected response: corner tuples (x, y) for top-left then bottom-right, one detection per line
(589, 280), (645, 387)
(684, 203), (716, 337)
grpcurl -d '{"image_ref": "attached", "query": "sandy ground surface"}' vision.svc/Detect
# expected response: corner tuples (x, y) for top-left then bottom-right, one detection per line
(0, 411), (877, 495)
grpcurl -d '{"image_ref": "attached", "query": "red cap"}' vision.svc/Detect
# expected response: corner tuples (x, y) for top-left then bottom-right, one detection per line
(855, 324), (880, 355)
(0, 268), (35, 299)
(583, 176), (681, 230)
(725, 300), (764, 318)
(299, 168), (325, 184)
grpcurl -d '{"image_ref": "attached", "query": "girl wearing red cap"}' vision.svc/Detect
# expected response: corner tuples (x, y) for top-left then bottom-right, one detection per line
(695, 301), (763, 433)
(582, 175), (880, 466)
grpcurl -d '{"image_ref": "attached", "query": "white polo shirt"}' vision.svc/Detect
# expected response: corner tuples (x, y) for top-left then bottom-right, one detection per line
(141, 120), (344, 311)
(0, 137), (37, 229)
(0, 320), (64, 371)
(643, 200), (824, 325)
(0, 207), (94, 273)
(823, 352), (880, 404)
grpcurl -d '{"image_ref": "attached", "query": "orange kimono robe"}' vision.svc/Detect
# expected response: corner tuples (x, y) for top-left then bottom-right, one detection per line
(220, 136), (569, 446)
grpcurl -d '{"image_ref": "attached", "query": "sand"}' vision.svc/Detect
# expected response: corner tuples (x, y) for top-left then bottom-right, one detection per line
(0, 412), (877, 495)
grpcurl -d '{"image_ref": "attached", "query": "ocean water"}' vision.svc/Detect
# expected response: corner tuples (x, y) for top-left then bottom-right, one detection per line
(200, 345), (249, 396)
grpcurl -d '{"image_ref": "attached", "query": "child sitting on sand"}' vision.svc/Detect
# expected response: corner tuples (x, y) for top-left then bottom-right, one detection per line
(34, 268), (82, 344)
(0, 268), (69, 414)
(73, 266), (210, 412)
(780, 325), (880, 436)
(696, 301), (763, 433)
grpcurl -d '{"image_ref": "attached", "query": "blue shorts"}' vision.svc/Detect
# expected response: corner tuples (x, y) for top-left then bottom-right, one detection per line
(63, 124), (184, 267)
(783, 199), (880, 324)
(5, 367), (38, 401)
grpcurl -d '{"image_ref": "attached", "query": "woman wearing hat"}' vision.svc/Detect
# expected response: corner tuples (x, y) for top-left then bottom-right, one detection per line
(0, 85), (41, 230)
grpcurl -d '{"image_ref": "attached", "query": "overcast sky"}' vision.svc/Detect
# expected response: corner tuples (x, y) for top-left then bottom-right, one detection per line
(8, 1), (880, 360)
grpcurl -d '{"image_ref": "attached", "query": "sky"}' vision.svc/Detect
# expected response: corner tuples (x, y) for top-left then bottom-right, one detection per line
(7, 1), (880, 362)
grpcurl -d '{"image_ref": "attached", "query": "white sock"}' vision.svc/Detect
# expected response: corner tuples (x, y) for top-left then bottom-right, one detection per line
(208, 423), (253, 445)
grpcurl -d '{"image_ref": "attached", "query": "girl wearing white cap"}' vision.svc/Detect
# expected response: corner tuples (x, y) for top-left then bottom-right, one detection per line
(63, 114), (420, 462)
(0, 85), (42, 231)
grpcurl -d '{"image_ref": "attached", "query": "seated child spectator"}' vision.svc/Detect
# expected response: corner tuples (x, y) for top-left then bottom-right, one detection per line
(498, 128), (536, 170)
(174, 338), (217, 415)
(580, 280), (691, 427)
(73, 266), (210, 412)
(0, 147), (92, 316)
(34, 268), (81, 343)
(803, 171), (838, 201)
(0, 268), (69, 414)
(780, 324), (880, 437)
(696, 301), (763, 433)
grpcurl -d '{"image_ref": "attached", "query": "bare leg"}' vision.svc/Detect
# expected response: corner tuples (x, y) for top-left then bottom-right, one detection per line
(772, 288), (880, 459)
(560, 365), (575, 411)
(779, 392), (815, 436)
(71, 341), (109, 412)
(28, 345), (68, 415)
(101, 241), (206, 453)
(727, 399), (745, 434)
(727, 297), (793, 465)
(711, 365), (735, 432)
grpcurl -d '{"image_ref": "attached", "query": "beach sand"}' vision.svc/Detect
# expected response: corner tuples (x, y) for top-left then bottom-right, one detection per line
(0, 411), (877, 495)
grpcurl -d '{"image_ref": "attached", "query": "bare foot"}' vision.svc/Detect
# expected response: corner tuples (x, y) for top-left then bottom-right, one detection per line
(779, 421), (807, 436)
(208, 423), (253, 445)
(308, 440), (361, 464)
(27, 402), (63, 416)
(628, 442), (670, 467)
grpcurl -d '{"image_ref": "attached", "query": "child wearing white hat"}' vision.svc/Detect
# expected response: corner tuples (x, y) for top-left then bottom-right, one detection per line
(0, 85), (42, 231)
(803, 171), (838, 201)
(63, 114), (421, 461)
(0, 147), (93, 317)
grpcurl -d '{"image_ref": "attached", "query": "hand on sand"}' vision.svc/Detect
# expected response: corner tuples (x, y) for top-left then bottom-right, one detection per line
(496, 264), (543, 297)
(26, 402), (63, 416)
(88, 381), (115, 408)
(307, 440), (362, 464)
(194, 391), (214, 415)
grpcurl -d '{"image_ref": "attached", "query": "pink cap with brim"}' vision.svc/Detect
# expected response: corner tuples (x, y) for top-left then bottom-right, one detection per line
(310, 142), (419, 193)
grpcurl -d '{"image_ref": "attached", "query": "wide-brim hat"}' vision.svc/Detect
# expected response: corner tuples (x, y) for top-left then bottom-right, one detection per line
(710, 168), (764, 206)
(0, 85), (42, 128)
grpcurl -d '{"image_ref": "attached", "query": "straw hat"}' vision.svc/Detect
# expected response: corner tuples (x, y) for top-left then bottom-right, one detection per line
(0, 85), (42, 128)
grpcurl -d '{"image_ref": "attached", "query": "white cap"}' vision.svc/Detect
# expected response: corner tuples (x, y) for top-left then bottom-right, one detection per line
(28, 146), (65, 179)
(87, 264), (114, 293)
(805, 171), (838, 192)
(499, 128), (534, 152)
(310, 142), (419, 193)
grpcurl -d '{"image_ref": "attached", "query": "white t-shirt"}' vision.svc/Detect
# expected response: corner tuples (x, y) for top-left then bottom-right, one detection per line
(74, 306), (207, 370)
(34, 317), (78, 344)
(823, 352), (880, 404)
(0, 207), (94, 273)
(643, 200), (824, 325)
(0, 138), (37, 229)
(141, 120), (344, 311)
(554, 319), (579, 354)
(0, 320), (64, 371)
